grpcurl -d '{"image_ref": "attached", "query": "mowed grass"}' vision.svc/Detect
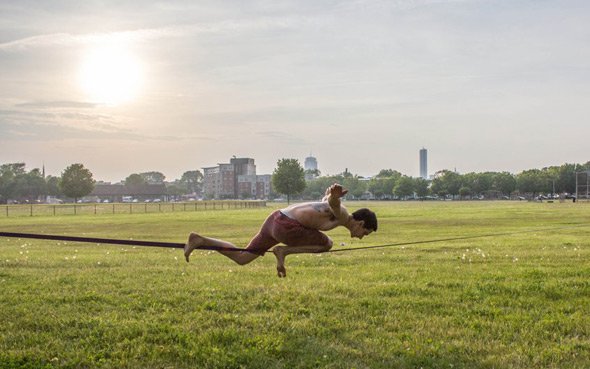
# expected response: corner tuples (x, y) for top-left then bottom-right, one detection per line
(1, 201), (589, 369)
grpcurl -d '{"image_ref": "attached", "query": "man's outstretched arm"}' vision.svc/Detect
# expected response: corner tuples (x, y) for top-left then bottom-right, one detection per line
(325, 183), (349, 223)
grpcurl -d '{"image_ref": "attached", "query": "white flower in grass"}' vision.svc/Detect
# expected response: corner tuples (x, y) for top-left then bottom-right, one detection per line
(97, 261), (101, 265)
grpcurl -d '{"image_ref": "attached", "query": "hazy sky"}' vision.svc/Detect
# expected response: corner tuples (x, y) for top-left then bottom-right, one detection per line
(1, 0), (589, 182)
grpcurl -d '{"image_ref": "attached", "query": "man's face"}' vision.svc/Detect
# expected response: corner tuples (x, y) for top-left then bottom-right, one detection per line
(350, 221), (372, 239)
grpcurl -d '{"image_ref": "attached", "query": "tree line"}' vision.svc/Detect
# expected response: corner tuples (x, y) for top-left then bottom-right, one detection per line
(0, 163), (205, 204)
(273, 160), (590, 201)
(2, 160), (589, 204)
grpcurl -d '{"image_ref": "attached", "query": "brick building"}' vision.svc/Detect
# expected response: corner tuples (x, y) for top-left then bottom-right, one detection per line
(203, 157), (272, 199)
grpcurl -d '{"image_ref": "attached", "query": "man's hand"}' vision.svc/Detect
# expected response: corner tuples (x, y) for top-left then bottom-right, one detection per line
(329, 183), (348, 199)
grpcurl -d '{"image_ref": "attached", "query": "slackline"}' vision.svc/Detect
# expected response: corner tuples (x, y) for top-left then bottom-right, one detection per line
(0, 223), (588, 254)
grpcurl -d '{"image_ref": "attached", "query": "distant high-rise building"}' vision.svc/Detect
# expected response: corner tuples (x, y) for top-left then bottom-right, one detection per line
(304, 155), (317, 171)
(419, 148), (428, 179)
(304, 154), (319, 180)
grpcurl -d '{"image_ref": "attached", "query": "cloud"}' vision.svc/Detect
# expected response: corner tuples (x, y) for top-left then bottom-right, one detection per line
(15, 101), (99, 109)
(0, 17), (300, 52)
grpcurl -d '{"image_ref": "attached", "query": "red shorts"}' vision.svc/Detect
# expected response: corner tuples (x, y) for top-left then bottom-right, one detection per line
(246, 210), (331, 255)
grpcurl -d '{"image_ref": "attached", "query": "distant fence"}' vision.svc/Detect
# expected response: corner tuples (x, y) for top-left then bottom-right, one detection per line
(1, 201), (267, 218)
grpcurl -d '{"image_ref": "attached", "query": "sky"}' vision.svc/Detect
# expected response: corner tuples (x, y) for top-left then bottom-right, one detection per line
(1, 0), (589, 183)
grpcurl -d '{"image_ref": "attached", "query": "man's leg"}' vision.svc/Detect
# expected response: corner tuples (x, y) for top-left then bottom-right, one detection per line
(184, 232), (260, 265)
(272, 243), (332, 278)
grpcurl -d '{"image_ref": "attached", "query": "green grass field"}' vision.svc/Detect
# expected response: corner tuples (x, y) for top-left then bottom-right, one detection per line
(1, 201), (589, 369)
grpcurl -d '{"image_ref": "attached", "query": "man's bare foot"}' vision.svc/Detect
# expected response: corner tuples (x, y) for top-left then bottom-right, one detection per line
(273, 247), (287, 278)
(184, 232), (204, 262)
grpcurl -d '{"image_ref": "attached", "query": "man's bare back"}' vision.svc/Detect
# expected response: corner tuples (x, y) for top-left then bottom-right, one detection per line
(280, 202), (341, 231)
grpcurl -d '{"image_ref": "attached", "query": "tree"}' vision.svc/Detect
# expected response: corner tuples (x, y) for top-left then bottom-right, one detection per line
(302, 176), (334, 200)
(0, 164), (21, 203)
(516, 169), (544, 198)
(368, 177), (397, 199)
(45, 175), (62, 197)
(60, 164), (95, 203)
(342, 175), (367, 199)
(0, 163), (30, 203)
(493, 172), (516, 196)
(140, 171), (165, 184)
(125, 173), (146, 186)
(463, 172), (493, 196)
(15, 168), (46, 202)
(166, 184), (184, 200)
(459, 186), (471, 200)
(375, 169), (402, 179)
(180, 170), (203, 194)
(272, 159), (306, 204)
(414, 177), (430, 199)
(304, 168), (321, 180)
(555, 163), (577, 194)
(1, 163), (26, 176)
(431, 170), (462, 198)
(393, 176), (415, 199)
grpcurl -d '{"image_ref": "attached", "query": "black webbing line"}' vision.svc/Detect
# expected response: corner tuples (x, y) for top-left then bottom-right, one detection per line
(326, 223), (590, 253)
(1, 223), (588, 255)
(0, 231), (258, 253)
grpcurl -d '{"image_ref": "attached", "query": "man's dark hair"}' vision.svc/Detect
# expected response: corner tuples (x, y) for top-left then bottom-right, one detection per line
(352, 208), (377, 231)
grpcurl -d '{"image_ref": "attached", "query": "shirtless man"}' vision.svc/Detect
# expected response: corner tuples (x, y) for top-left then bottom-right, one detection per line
(184, 183), (377, 277)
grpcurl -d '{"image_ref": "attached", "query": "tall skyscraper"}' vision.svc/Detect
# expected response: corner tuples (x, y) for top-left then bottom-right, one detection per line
(419, 148), (428, 179)
(304, 154), (319, 180)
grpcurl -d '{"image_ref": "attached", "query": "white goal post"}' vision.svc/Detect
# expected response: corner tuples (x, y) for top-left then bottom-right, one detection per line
(575, 171), (590, 201)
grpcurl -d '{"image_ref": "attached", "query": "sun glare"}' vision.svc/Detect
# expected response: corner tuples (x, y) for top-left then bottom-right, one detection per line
(79, 45), (143, 105)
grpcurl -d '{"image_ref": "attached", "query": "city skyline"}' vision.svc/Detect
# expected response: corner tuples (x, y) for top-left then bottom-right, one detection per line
(4, 148), (590, 184)
(1, 1), (589, 182)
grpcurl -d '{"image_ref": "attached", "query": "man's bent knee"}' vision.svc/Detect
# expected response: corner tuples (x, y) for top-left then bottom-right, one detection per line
(319, 240), (333, 252)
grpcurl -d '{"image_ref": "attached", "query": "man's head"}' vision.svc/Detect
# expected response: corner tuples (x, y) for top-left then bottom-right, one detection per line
(350, 208), (378, 239)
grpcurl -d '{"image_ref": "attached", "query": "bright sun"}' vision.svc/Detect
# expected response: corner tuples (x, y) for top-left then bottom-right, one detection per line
(79, 45), (143, 105)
